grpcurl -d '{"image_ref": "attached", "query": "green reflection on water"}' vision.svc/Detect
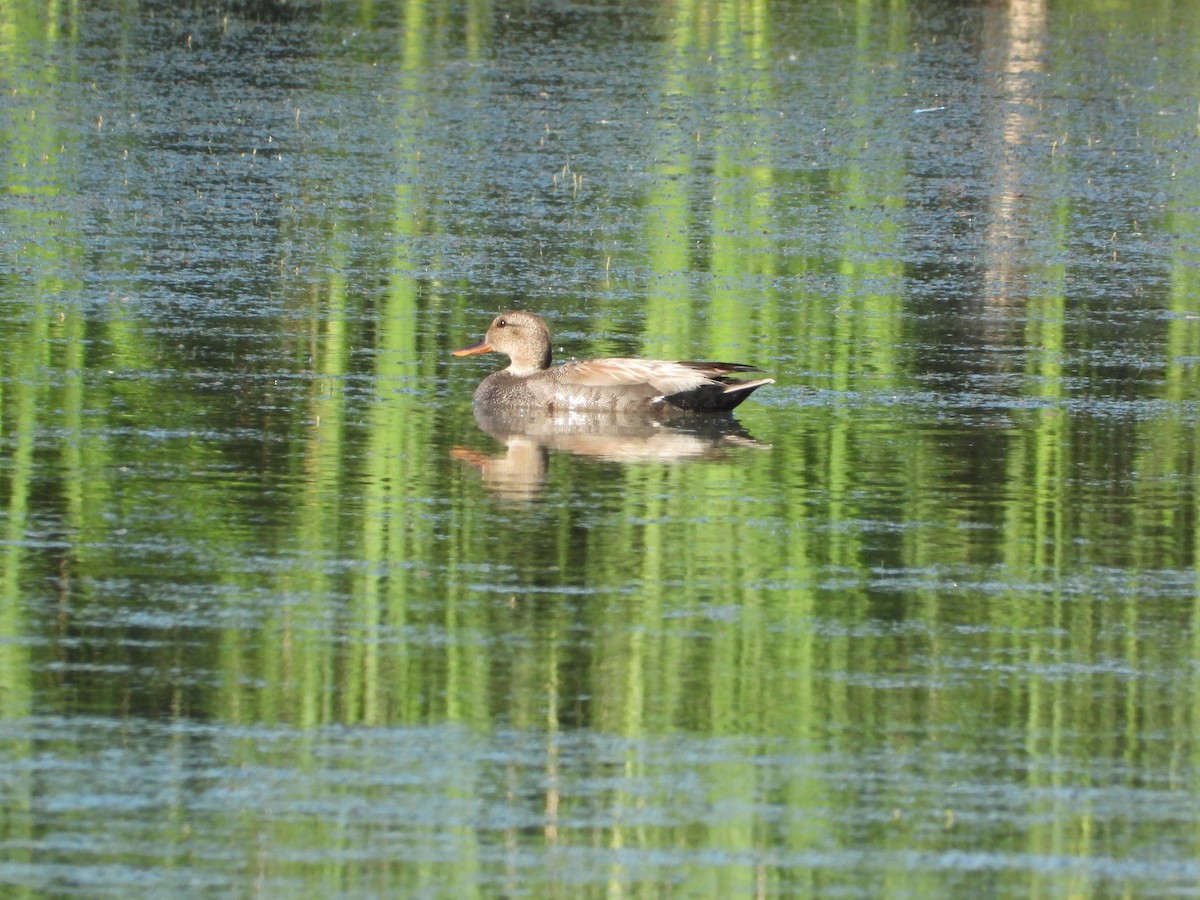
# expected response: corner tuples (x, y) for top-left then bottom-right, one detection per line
(2, 0), (1200, 895)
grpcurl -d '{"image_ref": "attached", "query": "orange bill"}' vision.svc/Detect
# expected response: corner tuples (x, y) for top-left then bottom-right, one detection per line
(452, 341), (493, 356)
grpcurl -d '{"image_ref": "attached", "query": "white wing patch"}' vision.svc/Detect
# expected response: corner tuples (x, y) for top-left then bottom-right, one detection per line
(557, 358), (737, 395)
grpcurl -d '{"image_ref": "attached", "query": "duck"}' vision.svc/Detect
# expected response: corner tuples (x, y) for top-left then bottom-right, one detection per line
(452, 310), (773, 413)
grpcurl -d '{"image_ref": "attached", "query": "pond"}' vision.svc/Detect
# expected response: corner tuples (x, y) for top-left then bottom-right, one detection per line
(2, 0), (1200, 895)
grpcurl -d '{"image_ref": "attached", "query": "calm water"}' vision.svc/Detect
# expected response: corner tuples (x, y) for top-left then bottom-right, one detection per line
(3, 0), (1200, 896)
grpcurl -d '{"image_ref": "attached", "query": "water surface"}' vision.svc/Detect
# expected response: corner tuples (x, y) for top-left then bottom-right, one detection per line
(3, 0), (1200, 896)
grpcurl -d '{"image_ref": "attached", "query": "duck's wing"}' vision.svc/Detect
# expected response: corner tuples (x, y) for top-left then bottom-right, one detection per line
(557, 358), (765, 396)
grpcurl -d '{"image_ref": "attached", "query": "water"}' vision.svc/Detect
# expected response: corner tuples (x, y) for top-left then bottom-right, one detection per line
(3, 0), (1200, 896)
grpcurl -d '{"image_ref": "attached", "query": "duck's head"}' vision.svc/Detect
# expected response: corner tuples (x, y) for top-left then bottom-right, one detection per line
(452, 310), (553, 374)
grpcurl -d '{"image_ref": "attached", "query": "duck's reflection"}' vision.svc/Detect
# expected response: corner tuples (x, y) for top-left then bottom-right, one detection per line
(453, 406), (769, 501)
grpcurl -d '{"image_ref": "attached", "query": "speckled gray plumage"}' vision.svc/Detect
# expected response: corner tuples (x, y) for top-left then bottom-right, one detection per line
(453, 310), (773, 414)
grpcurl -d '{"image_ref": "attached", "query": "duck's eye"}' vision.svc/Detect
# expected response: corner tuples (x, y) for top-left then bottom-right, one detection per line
(496, 318), (507, 328)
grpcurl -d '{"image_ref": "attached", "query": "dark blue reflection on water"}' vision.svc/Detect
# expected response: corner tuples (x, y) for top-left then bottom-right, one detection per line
(2, 716), (1196, 896)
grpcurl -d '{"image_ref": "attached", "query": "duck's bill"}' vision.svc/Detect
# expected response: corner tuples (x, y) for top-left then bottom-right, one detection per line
(452, 341), (493, 356)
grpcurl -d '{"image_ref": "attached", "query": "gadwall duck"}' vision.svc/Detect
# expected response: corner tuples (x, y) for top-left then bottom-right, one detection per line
(452, 310), (773, 413)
